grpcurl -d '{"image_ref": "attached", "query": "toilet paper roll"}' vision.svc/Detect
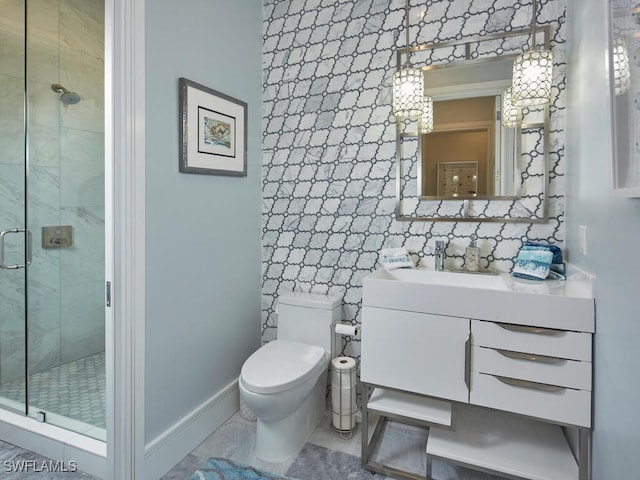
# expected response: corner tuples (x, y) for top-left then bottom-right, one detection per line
(334, 323), (358, 336)
(331, 356), (356, 387)
(331, 370), (356, 387)
(331, 356), (356, 371)
(332, 411), (356, 431)
(331, 355), (356, 431)
(331, 386), (356, 414)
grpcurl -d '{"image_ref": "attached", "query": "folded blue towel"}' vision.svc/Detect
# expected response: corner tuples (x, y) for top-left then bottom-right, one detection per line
(512, 249), (553, 281)
(524, 242), (563, 264)
(524, 242), (566, 279)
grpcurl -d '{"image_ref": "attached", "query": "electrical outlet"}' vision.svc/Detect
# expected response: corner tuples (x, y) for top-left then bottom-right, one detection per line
(579, 225), (588, 256)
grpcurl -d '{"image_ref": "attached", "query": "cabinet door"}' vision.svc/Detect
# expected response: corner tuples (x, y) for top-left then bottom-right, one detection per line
(361, 306), (470, 402)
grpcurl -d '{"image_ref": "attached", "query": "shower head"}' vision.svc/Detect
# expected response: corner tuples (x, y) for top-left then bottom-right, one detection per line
(51, 83), (81, 105)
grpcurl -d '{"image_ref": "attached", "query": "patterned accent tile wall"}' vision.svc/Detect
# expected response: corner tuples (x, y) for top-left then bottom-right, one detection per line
(262, 0), (567, 355)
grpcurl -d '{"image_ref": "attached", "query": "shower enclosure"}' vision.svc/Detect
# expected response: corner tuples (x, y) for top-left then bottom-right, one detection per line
(0, 0), (106, 439)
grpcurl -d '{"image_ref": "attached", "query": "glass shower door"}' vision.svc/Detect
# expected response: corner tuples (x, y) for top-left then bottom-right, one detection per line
(0, 0), (28, 416)
(24, 0), (106, 436)
(0, 0), (106, 438)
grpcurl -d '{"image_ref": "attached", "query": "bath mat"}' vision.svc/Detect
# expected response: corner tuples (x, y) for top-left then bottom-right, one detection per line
(286, 443), (381, 480)
(189, 458), (296, 480)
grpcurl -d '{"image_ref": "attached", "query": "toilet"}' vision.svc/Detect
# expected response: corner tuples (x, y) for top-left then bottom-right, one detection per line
(239, 292), (342, 462)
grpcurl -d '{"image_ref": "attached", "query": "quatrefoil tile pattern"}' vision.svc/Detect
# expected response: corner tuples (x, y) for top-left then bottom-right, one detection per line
(262, 0), (567, 356)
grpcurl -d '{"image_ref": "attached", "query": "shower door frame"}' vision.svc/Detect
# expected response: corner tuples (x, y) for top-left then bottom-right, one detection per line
(106, 0), (146, 478)
(0, 0), (145, 477)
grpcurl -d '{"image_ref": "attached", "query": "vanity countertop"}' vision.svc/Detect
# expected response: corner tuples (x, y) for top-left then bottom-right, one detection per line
(362, 266), (595, 332)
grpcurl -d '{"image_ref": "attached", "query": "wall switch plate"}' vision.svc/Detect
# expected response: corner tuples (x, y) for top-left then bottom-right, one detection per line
(579, 225), (588, 256)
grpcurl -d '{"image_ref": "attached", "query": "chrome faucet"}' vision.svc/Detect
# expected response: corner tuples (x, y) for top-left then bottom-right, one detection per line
(434, 240), (446, 271)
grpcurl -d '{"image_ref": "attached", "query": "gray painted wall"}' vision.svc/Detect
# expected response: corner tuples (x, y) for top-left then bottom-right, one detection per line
(566, 0), (640, 478)
(145, 0), (262, 441)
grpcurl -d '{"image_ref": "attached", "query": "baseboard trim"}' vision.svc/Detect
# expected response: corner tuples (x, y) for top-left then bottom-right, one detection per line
(144, 379), (239, 480)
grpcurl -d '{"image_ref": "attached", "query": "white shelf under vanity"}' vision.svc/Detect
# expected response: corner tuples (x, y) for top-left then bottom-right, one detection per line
(359, 266), (595, 480)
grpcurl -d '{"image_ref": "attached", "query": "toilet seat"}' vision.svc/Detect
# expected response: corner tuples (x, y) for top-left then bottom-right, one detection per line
(241, 339), (326, 395)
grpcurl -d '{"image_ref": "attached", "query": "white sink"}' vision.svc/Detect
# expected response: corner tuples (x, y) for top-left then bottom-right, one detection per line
(376, 268), (508, 290)
(362, 267), (595, 332)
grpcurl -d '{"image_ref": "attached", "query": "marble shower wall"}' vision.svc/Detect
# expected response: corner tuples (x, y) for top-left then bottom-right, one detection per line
(261, 0), (567, 357)
(0, 0), (104, 383)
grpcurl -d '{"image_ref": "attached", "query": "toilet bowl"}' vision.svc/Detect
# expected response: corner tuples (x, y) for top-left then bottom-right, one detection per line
(239, 339), (329, 462)
(239, 292), (342, 461)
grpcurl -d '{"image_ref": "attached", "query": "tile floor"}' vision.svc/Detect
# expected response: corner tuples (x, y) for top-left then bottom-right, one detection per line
(0, 352), (106, 429)
(0, 439), (98, 479)
(0, 407), (504, 479)
(162, 409), (504, 480)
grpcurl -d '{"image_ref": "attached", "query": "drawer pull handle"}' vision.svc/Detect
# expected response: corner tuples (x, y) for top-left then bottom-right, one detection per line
(496, 323), (564, 336)
(497, 349), (566, 364)
(495, 375), (566, 393)
(464, 333), (471, 390)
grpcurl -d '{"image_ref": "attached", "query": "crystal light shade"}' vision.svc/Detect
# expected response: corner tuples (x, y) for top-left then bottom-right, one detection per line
(392, 65), (424, 118)
(512, 50), (553, 107)
(502, 87), (520, 128)
(613, 38), (630, 96)
(419, 96), (434, 134)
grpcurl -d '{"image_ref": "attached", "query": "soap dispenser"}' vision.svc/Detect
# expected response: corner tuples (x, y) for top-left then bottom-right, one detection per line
(465, 235), (480, 272)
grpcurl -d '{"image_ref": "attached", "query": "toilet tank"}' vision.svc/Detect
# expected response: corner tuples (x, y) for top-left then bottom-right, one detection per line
(277, 292), (342, 353)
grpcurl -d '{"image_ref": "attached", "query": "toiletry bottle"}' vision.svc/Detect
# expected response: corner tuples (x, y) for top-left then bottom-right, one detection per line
(465, 235), (480, 272)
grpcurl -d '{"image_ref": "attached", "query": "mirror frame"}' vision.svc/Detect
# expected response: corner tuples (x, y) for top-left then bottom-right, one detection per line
(394, 27), (552, 223)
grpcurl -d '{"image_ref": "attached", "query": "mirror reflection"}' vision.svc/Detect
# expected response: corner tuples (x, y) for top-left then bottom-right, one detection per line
(418, 58), (519, 200)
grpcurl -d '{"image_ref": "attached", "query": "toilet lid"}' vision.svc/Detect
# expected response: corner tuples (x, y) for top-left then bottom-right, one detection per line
(241, 339), (326, 394)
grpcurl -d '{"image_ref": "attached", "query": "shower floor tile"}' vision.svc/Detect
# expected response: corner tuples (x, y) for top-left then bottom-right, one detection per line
(0, 352), (105, 430)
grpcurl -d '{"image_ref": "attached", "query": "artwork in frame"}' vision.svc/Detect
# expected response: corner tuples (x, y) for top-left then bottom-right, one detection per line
(608, 1), (640, 197)
(179, 77), (247, 176)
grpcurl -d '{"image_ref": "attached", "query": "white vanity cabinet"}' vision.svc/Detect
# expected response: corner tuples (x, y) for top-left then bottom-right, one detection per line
(360, 267), (595, 480)
(361, 307), (469, 403)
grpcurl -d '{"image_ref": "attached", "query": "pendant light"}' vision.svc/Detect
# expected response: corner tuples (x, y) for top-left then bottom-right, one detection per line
(512, 0), (553, 107)
(419, 96), (434, 134)
(501, 87), (520, 128)
(613, 37), (630, 96)
(392, 0), (423, 118)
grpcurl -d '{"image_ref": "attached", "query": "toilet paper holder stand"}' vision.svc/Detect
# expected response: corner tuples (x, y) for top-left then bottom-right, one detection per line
(330, 322), (359, 360)
(329, 322), (359, 437)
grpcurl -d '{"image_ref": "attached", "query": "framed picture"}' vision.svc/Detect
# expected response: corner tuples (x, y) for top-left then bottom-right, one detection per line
(179, 77), (247, 176)
(608, 1), (640, 197)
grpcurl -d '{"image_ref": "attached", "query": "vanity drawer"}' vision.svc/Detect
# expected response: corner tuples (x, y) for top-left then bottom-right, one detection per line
(471, 372), (592, 427)
(472, 346), (592, 391)
(471, 320), (591, 361)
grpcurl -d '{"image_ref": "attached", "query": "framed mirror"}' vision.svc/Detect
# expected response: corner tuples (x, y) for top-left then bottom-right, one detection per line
(395, 27), (552, 222)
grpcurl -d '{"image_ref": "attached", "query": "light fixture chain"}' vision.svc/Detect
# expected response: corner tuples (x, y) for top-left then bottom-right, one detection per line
(531, 0), (538, 50)
(405, 0), (411, 66)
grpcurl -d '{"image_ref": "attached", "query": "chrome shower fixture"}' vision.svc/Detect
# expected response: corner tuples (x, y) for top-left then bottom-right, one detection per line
(50, 83), (81, 105)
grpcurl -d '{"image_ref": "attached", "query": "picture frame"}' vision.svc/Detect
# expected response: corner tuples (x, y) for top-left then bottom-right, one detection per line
(179, 77), (247, 176)
(608, 1), (640, 197)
